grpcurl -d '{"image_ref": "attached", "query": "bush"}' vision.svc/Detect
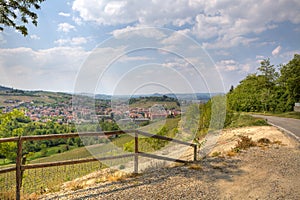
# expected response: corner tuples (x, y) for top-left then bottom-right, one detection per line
(119, 165), (125, 170)
(232, 135), (256, 152)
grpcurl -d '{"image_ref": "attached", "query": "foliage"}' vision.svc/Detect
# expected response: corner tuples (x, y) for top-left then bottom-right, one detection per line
(123, 118), (180, 152)
(0, 109), (29, 161)
(279, 54), (300, 108)
(129, 95), (180, 105)
(0, 0), (45, 36)
(226, 113), (268, 128)
(183, 103), (200, 134)
(227, 55), (300, 113)
(196, 95), (229, 138)
(0, 110), (78, 163)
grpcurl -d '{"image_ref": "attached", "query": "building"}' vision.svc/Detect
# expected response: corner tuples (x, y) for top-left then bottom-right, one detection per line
(294, 103), (300, 112)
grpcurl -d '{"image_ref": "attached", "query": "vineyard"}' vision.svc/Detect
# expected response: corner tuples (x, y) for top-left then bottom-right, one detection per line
(0, 117), (196, 200)
(0, 132), (136, 199)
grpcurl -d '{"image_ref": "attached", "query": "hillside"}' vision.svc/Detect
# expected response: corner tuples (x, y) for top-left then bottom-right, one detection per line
(0, 87), (72, 107)
(0, 85), (13, 91)
(39, 126), (300, 199)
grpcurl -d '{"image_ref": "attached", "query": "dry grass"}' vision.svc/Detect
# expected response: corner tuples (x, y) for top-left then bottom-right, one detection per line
(235, 136), (256, 150)
(225, 136), (284, 157)
(0, 189), (15, 200)
(188, 163), (202, 171)
(211, 151), (221, 157)
(272, 140), (283, 145)
(226, 151), (237, 157)
(23, 192), (39, 200)
(61, 169), (133, 192)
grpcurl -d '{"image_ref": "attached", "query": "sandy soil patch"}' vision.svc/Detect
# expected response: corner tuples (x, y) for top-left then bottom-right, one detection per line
(209, 126), (297, 155)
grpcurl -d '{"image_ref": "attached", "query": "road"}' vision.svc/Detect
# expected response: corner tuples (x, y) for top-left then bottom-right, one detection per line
(252, 114), (300, 142)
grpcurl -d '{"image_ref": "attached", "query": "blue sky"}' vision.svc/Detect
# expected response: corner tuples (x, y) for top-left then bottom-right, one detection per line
(0, 0), (299, 95)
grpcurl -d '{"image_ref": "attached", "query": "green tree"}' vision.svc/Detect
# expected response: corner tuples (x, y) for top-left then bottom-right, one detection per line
(0, 0), (45, 36)
(257, 58), (279, 85)
(279, 54), (300, 108)
(0, 109), (29, 161)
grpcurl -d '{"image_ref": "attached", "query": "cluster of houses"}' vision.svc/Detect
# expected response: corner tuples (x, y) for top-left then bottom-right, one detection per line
(1, 98), (181, 125)
(1, 100), (75, 123)
(113, 104), (181, 125)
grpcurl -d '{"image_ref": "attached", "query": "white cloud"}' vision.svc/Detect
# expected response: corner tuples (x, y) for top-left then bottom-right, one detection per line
(279, 50), (300, 63)
(72, 0), (202, 26)
(72, 0), (300, 48)
(162, 58), (189, 69)
(272, 45), (282, 56)
(161, 29), (190, 45)
(0, 47), (89, 91)
(216, 59), (252, 73)
(59, 12), (71, 17)
(111, 26), (166, 40)
(216, 60), (238, 72)
(57, 23), (76, 33)
(30, 34), (40, 40)
(72, 16), (83, 25)
(54, 37), (87, 46)
(119, 55), (151, 62)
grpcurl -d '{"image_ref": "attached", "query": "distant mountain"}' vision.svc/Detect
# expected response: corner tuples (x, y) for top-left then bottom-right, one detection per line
(94, 92), (224, 101)
(0, 85), (13, 91)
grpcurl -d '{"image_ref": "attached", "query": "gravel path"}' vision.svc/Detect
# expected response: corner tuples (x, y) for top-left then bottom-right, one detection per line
(40, 144), (300, 200)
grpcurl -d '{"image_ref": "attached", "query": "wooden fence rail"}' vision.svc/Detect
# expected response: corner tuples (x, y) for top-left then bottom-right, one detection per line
(0, 130), (197, 200)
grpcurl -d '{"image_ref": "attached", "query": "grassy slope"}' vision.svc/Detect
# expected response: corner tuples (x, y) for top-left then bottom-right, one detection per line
(248, 111), (300, 120)
(0, 91), (72, 106)
(227, 113), (269, 128)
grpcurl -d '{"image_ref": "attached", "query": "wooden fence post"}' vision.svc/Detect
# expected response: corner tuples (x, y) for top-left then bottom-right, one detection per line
(134, 131), (138, 174)
(193, 145), (197, 161)
(16, 136), (23, 200)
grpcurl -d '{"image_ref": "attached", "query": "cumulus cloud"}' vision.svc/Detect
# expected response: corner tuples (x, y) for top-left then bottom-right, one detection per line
(54, 37), (88, 46)
(0, 47), (89, 91)
(111, 26), (166, 39)
(72, 0), (300, 48)
(57, 23), (76, 33)
(216, 59), (252, 73)
(30, 34), (40, 40)
(272, 45), (282, 56)
(59, 12), (71, 17)
(216, 60), (238, 71)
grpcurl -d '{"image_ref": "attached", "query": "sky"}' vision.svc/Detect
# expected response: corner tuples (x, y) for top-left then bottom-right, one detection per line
(0, 0), (300, 95)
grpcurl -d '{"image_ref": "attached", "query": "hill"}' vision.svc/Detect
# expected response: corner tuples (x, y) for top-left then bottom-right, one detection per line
(0, 85), (13, 91)
(0, 86), (72, 107)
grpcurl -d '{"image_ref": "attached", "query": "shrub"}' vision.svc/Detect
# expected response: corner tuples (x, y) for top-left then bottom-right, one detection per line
(211, 151), (221, 157)
(257, 138), (271, 144)
(119, 164), (125, 170)
(232, 135), (256, 152)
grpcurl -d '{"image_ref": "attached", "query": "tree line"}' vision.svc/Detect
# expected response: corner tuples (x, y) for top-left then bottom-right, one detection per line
(227, 54), (300, 113)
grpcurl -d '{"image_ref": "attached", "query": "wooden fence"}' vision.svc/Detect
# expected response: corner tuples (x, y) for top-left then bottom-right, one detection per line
(0, 130), (197, 200)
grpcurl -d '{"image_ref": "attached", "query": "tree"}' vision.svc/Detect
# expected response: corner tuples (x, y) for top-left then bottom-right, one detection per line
(0, 0), (45, 36)
(257, 58), (279, 87)
(227, 55), (299, 112)
(0, 109), (28, 161)
(279, 54), (300, 106)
